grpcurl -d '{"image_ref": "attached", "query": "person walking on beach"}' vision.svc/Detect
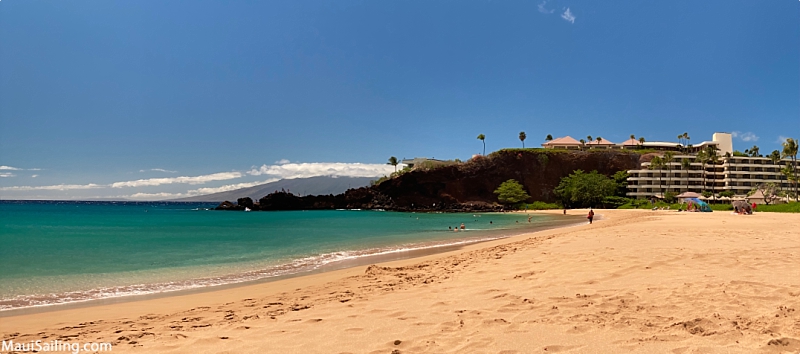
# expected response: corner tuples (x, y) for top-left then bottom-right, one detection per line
(587, 209), (595, 224)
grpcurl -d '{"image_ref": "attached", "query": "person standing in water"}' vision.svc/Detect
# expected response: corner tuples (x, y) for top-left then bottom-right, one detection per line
(587, 209), (595, 224)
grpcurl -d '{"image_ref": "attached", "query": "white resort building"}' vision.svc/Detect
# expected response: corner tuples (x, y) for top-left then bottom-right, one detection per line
(624, 132), (798, 202)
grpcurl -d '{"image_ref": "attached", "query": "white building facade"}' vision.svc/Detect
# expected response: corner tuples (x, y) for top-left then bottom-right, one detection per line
(626, 133), (798, 199)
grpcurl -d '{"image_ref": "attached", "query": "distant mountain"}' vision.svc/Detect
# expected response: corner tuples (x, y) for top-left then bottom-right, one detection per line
(172, 176), (376, 202)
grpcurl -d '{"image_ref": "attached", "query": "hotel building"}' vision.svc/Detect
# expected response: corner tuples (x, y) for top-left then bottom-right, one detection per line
(624, 133), (798, 199)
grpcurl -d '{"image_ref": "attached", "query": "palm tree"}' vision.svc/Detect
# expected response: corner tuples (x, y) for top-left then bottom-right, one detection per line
(587, 135), (592, 143)
(638, 137), (645, 149)
(695, 149), (708, 195)
(677, 134), (684, 151)
(769, 150), (782, 165)
(630, 134), (636, 140)
(681, 158), (691, 192)
(519, 131), (527, 148)
(596, 137), (602, 144)
(546, 134), (553, 141)
(782, 164), (798, 201)
(663, 151), (675, 194)
(387, 156), (399, 172)
(579, 139), (586, 151)
(649, 156), (665, 196)
(782, 137), (799, 201)
(769, 150), (784, 189)
(684, 133), (691, 153)
(477, 134), (486, 155)
(706, 146), (719, 201)
(748, 145), (761, 157)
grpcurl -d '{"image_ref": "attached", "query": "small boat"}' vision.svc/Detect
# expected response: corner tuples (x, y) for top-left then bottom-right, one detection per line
(244, 207), (251, 212)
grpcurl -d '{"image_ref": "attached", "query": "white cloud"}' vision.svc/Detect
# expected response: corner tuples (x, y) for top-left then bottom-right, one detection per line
(126, 192), (187, 200)
(275, 159), (291, 165)
(561, 7), (575, 23)
(31, 175), (39, 178)
(731, 131), (759, 142)
(0, 173), (15, 178)
(248, 162), (395, 179)
(139, 168), (178, 173)
(0, 166), (42, 171)
(187, 179), (281, 196)
(0, 184), (105, 191)
(537, 0), (554, 14)
(110, 172), (243, 188)
(776, 135), (790, 144)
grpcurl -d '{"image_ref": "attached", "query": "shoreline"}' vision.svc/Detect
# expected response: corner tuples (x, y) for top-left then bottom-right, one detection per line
(0, 211), (585, 316)
(4, 209), (796, 353)
(1, 210), (592, 326)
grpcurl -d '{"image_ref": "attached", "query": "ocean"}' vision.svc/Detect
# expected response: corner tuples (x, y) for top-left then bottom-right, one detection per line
(0, 200), (582, 312)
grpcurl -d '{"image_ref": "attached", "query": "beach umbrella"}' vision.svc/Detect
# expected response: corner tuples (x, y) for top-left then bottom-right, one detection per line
(732, 200), (752, 214)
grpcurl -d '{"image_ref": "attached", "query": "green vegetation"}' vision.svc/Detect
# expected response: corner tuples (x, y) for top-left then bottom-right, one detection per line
(744, 145), (761, 157)
(415, 160), (459, 171)
(520, 201), (561, 210)
(601, 196), (630, 208)
(617, 200), (800, 212)
(649, 156), (664, 194)
(618, 200), (733, 211)
(678, 132), (690, 154)
(554, 170), (616, 208)
(387, 156), (398, 172)
(519, 131), (526, 148)
(782, 137), (798, 201)
(537, 154), (549, 166)
(494, 179), (530, 204)
(719, 190), (735, 198)
(612, 171), (629, 197)
(477, 134), (486, 155)
(617, 199), (650, 209)
(756, 202), (800, 213)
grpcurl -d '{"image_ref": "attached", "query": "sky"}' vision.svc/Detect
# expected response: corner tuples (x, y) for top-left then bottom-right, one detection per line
(1, 0), (798, 200)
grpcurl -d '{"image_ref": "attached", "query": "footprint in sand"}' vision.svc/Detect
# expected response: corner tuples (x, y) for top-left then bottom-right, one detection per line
(543, 345), (582, 352)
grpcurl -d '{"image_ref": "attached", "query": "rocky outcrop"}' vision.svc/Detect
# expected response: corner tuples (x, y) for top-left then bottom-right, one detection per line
(237, 197), (255, 209)
(216, 149), (642, 212)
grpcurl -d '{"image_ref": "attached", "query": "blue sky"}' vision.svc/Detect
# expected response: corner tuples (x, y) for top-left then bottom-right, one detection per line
(1, 0), (798, 200)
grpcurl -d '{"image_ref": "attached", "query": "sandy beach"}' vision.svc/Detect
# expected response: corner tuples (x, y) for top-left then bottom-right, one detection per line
(2, 209), (799, 353)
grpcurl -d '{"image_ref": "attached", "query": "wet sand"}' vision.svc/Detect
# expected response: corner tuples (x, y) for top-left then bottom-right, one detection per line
(2, 209), (798, 353)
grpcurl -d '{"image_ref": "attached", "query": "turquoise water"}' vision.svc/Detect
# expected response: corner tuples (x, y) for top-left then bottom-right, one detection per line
(0, 201), (580, 310)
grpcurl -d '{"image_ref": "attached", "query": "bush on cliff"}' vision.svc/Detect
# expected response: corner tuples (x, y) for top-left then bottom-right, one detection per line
(494, 179), (531, 204)
(554, 170), (616, 208)
(521, 201), (561, 210)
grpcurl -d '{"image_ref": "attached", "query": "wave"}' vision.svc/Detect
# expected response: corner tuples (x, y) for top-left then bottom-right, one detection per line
(0, 234), (510, 311)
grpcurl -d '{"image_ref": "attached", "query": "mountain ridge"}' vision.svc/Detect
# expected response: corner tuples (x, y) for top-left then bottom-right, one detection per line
(172, 176), (375, 202)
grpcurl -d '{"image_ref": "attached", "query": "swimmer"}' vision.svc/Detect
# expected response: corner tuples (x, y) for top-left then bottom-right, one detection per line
(527, 216), (532, 223)
(460, 223), (465, 230)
